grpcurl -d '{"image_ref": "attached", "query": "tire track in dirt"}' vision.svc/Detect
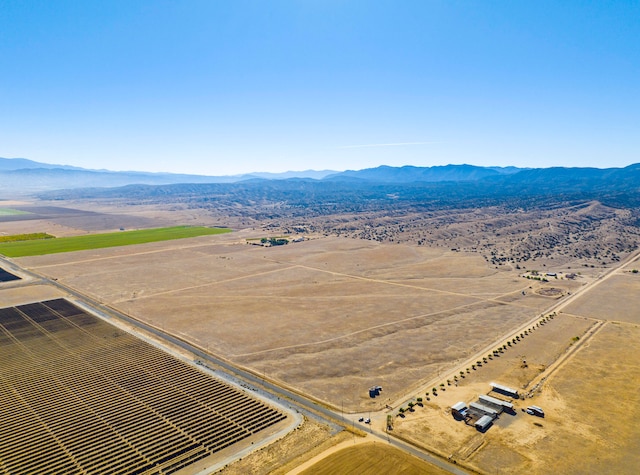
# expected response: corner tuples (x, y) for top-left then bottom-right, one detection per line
(523, 320), (606, 396)
(113, 265), (299, 303)
(231, 300), (488, 358)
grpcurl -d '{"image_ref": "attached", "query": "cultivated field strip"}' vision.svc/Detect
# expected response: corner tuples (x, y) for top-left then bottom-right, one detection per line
(0, 299), (286, 475)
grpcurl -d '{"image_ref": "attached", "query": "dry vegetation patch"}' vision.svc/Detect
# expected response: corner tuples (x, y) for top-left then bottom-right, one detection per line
(562, 272), (640, 324)
(218, 418), (343, 475)
(298, 441), (451, 475)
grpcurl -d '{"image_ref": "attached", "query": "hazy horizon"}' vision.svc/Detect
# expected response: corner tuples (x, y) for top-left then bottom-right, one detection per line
(1, 1), (638, 176)
(4, 155), (639, 179)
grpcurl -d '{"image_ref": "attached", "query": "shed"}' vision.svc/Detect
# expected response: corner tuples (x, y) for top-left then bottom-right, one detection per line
(475, 415), (494, 432)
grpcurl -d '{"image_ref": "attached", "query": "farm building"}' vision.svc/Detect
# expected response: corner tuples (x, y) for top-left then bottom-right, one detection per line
(368, 386), (382, 398)
(469, 402), (499, 418)
(475, 415), (494, 432)
(479, 394), (514, 413)
(490, 382), (519, 399)
(451, 402), (468, 419)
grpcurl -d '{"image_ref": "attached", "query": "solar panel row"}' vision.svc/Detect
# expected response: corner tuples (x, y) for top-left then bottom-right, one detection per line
(0, 267), (20, 282)
(0, 299), (286, 475)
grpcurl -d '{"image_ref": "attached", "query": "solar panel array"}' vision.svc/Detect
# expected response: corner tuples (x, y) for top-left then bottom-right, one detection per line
(0, 268), (20, 282)
(0, 299), (286, 475)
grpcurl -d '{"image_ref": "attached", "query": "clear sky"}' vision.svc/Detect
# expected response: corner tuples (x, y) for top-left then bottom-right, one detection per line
(1, 1), (638, 175)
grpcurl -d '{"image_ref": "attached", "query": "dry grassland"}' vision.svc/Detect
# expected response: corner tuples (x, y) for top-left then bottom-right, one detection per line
(562, 272), (640, 324)
(393, 314), (593, 456)
(395, 310), (640, 474)
(0, 283), (66, 306)
(18, 235), (550, 411)
(218, 418), (347, 475)
(0, 218), (87, 238)
(470, 322), (640, 474)
(298, 442), (451, 475)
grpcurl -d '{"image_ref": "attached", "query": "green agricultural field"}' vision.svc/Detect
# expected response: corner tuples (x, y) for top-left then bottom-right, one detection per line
(0, 226), (231, 257)
(0, 208), (30, 216)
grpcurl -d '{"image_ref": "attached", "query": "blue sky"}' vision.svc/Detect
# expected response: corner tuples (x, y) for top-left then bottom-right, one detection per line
(1, 1), (638, 175)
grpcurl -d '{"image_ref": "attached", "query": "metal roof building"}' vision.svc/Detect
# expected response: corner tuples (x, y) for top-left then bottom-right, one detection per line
(479, 394), (514, 411)
(451, 401), (468, 418)
(490, 382), (519, 399)
(452, 401), (467, 412)
(469, 402), (498, 417)
(475, 415), (494, 431)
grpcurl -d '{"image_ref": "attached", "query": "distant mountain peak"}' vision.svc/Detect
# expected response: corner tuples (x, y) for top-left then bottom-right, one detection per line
(325, 163), (511, 183)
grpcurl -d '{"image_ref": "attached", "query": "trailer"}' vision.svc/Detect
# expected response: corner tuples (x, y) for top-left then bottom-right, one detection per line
(526, 405), (545, 417)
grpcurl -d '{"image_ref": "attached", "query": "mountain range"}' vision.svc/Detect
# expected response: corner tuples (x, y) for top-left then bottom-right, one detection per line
(1, 157), (639, 206)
